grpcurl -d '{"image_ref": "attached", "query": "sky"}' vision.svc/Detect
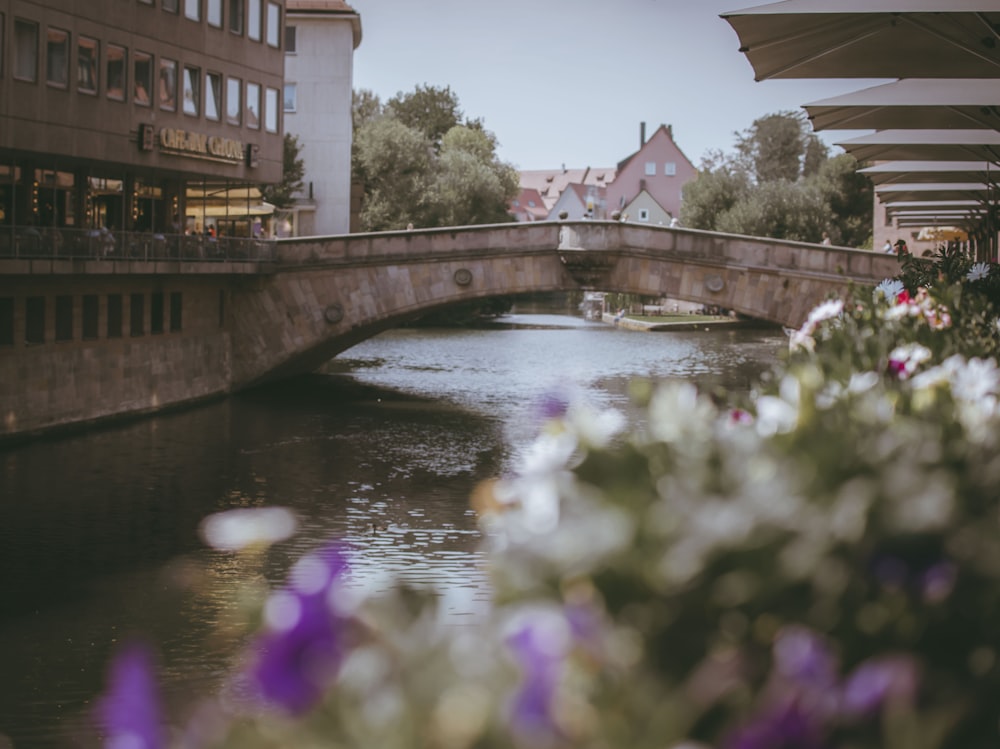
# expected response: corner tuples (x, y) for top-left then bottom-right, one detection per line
(350, 0), (884, 172)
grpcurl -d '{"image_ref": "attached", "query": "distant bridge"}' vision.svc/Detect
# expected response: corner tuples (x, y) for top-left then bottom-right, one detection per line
(230, 220), (898, 387)
(0, 220), (900, 438)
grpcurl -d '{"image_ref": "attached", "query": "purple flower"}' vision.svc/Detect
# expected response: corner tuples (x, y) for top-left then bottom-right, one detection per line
(505, 611), (572, 742)
(773, 626), (838, 690)
(247, 541), (352, 714)
(726, 700), (827, 749)
(842, 656), (919, 717)
(920, 562), (957, 604)
(95, 640), (165, 749)
(536, 391), (570, 421)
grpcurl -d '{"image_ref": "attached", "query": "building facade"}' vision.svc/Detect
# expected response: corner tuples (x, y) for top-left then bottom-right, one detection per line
(606, 123), (697, 223)
(282, 0), (360, 237)
(1, 0), (286, 250)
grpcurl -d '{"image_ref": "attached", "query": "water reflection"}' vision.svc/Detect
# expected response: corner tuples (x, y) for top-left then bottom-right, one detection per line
(0, 315), (785, 746)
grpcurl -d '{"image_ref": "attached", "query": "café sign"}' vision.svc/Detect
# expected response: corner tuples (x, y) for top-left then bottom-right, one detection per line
(142, 124), (249, 165)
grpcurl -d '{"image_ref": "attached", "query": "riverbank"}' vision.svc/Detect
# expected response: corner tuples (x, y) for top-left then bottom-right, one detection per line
(601, 312), (780, 332)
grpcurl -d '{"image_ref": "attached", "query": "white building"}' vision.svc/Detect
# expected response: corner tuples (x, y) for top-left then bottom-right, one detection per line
(283, 0), (362, 236)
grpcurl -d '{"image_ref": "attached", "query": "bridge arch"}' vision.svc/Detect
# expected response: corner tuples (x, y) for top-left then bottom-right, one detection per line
(229, 221), (897, 388)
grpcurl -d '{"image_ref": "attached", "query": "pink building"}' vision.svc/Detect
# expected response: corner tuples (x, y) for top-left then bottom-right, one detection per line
(606, 123), (697, 221)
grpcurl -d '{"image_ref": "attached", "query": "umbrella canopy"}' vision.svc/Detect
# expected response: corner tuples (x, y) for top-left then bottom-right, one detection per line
(876, 182), (994, 203)
(859, 160), (1000, 184)
(803, 79), (1000, 131)
(835, 129), (1000, 161)
(721, 0), (1000, 80)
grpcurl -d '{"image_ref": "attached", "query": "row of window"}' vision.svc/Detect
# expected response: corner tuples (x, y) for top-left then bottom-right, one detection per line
(3, 15), (281, 132)
(0, 292), (184, 346)
(645, 162), (680, 177)
(141, 0), (281, 45)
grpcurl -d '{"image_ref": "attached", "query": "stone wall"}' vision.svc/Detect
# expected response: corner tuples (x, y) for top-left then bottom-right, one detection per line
(0, 275), (231, 440)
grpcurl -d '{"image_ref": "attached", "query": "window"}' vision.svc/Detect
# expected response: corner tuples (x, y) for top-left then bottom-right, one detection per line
(159, 58), (177, 111)
(183, 65), (200, 115)
(226, 76), (241, 124)
(139, 0), (153, 4)
(248, 0), (261, 40)
(246, 81), (260, 128)
(82, 295), (98, 339)
(55, 295), (73, 341)
(151, 292), (164, 335)
(14, 19), (39, 82)
(644, 161), (656, 177)
(285, 25), (296, 52)
(163, 0), (179, 13)
(283, 82), (296, 112)
(134, 51), (152, 105)
(46, 28), (69, 87)
(184, 0), (200, 21)
(664, 162), (677, 176)
(106, 44), (126, 101)
(266, 2), (280, 47)
(229, 0), (244, 33)
(77, 36), (98, 94)
(107, 294), (122, 338)
(205, 71), (221, 120)
(25, 296), (45, 344)
(0, 298), (13, 346)
(265, 86), (279, 132)
(638, 208), (650, 221)
(207, 0), (222, 26)
(169, 292), (182, 332)
(130, 293), (144, 337)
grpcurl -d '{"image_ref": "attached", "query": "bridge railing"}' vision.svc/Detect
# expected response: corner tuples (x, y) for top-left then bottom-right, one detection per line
(0, 227), (276, 263)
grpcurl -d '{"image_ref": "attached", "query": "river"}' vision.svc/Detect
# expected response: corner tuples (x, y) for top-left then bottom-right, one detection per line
(0, 313), (786, 747)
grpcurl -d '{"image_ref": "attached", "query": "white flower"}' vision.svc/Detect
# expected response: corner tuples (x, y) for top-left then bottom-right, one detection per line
(888, 343), (932, 380)
(806, 298), (845, 327)
(873, 279), (905, 302)
(967, 262), (991, 282)
(198, 506), (298, 551)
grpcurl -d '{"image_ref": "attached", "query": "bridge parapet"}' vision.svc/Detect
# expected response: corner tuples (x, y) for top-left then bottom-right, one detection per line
(274, 222), (564, 266)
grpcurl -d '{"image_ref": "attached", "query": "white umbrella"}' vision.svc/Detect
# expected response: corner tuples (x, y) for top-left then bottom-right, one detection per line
(721, 0), (1000, 81)
(835, 129), (1000, 162)
(803, 78), (1000, 131)
(859, 160), (1000, 184)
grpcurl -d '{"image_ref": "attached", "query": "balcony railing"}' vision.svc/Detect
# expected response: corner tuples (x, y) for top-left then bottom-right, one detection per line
(0, 227), (275, 263)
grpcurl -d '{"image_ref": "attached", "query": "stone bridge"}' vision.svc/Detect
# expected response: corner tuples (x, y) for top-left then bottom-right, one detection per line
(231, 221), (898, 388)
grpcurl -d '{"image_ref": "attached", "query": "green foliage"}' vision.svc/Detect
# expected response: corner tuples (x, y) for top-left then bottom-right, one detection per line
(352, 88), (383, 130)
(683, 112), (872, 246)
(679, 168), (749, 231)
(386, 83), (463, 150)
(258, 134), (306, 208)
(715, 179), (830, 242)
(735, 110), (825, 184)
(351, 86), (518, 231)
(353, 116), (433, 230)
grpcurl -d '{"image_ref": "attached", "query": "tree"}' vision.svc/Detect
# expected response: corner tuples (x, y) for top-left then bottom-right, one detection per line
(352, 88), (383, 130)
(351, 85), (518, 232)
(680, 168), (749, 231)
(425, 126), (519, 227)
(259, 133), (305, 208)
(808, 153), (874, 248)
(386, 84), (463, 150)
(353, 117), (432, 231)
(735, 111), (823, 184)
(682, 110), (871, 246)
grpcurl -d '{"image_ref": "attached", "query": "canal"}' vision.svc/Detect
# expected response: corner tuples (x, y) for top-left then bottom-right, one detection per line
(0, 313), (786, 747)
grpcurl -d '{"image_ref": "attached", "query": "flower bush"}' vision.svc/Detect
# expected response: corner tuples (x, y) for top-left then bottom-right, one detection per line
(97, 252), (1000, 748)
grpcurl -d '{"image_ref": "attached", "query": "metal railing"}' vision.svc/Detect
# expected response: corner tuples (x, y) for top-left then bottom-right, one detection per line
(0, 227), (275, 262)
